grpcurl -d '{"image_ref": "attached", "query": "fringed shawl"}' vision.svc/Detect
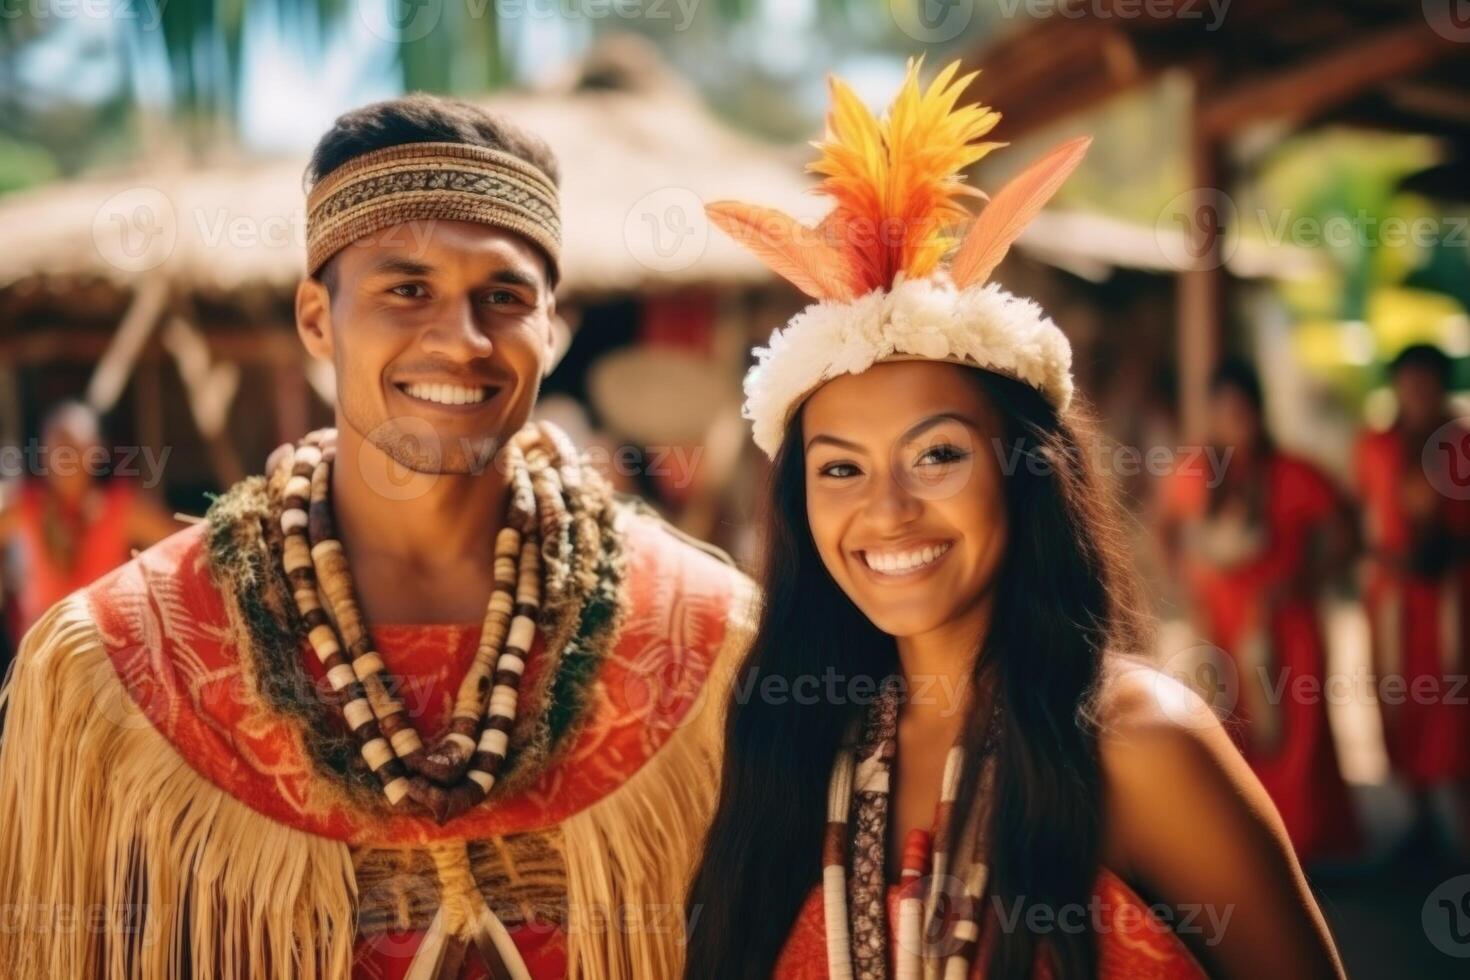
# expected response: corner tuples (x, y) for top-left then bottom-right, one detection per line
(0, 455), (755, 979)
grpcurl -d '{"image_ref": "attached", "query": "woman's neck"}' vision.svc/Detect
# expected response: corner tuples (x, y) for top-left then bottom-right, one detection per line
(893, 592), (992, 730)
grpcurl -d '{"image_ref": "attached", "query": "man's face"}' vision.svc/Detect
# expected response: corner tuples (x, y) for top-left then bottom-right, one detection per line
(297, 219), (555, 474)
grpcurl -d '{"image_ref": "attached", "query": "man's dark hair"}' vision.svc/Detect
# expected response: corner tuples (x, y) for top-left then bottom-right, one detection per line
(1390, 342), (1452, 388)
(306, 93), (561, 290)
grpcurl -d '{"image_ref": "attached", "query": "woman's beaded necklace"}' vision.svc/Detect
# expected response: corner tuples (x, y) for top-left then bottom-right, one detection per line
(823, 677), (1000, 980)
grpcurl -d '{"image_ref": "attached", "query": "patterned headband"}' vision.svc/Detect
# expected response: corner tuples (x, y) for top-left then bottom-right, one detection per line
(304, 141), (562, 280)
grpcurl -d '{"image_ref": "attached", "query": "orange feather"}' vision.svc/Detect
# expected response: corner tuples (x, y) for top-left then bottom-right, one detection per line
(704, 201), (857, 301)
(949, 135), (1092, 289)
(810, 58), (1002, 291)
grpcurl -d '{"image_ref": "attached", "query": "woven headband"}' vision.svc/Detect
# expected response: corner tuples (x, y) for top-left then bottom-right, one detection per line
(304, 141), (562, 280)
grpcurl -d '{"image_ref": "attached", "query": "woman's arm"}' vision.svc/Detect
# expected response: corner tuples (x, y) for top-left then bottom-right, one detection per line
(1098, 664), (1345, 980)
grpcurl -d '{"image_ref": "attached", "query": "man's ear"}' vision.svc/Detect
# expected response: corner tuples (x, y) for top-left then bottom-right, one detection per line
(295, 275), (334, 361)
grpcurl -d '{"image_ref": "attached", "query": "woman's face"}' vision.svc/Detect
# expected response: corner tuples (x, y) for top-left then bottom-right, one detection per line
(801, 361), (1009, 640)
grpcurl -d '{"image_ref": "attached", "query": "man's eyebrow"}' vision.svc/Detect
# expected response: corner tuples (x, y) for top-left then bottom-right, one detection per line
(483, 267), (540, 290)
(366, 257), (435, 277)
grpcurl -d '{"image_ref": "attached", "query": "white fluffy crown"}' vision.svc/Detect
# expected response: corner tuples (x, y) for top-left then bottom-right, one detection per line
(743, 274), (1074, 458)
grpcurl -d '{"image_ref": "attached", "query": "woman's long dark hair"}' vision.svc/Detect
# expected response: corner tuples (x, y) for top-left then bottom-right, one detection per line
(683, 369), (1146, 979)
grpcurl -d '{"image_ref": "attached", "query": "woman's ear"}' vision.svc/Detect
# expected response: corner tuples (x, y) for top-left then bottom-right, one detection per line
(295, 275), (333, 361)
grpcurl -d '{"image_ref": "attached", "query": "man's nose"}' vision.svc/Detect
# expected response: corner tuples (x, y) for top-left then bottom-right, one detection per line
(419, 296), (493, 360)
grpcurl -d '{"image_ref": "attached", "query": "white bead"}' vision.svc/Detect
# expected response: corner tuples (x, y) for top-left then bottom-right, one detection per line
(284, 475), (311, 500)
(496, 652), (526, 677)
(383, 777), (411, 805)
(478, 728), (510, 756)
(342, 698), (373, 730)
(389, 727), (422, 756)
(327, 663), (356, 691)
(467, 770), (495, 792)
(361, 737), (392, 771)
(489, 686), (518, 719)
(507, 617), (537, 653)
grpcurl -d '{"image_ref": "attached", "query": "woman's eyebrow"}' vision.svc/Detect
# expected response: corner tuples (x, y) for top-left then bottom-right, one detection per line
(804, 433), (867, 453)
(901, 412), (980, 442)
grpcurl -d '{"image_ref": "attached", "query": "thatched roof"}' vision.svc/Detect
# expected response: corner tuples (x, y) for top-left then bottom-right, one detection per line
(0, 35), (822, 303)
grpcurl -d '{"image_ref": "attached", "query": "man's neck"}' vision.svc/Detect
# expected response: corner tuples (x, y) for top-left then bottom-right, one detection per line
(327, 421), (509, 624)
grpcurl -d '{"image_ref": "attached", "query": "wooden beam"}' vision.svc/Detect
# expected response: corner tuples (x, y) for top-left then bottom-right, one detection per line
(1198, 22), (1459, 137)
(84, 274), (169, 413)
(1179, 80), (1230, 444)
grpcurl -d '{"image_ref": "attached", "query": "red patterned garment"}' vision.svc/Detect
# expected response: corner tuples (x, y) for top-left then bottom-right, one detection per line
(8, 479), (137, 644)
(1163, 453), (1361, 862)
(0, 478), (755, 980)
(774, 869), (1208, 979)
(1355, 426), (1470, 786)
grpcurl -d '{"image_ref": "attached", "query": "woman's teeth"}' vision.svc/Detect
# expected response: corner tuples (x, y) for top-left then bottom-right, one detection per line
(402, 383), (489, 406)
(862, 542), (951, 576)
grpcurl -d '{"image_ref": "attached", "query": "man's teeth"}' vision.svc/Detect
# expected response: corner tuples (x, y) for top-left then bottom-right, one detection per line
(862, 542), (951, 575)
(403, 383), (489, 406)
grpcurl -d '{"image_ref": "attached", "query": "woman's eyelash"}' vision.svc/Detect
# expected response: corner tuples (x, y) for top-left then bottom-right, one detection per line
(818, 462), (860, 479)
(918, 444), (969, 464)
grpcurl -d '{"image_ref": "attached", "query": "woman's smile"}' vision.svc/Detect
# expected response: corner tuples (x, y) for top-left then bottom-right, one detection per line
(853, 539), (954, 582)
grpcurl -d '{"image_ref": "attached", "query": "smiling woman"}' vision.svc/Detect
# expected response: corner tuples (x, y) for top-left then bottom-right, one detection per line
(683, 60), (1345, 980)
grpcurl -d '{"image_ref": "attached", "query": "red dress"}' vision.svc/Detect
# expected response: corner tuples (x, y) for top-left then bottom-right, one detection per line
(1355, 426), (1470, 786)
(1166, 453), (1360, 861)
(774, 870), (1206, 978)
(9, 480), (136, 644)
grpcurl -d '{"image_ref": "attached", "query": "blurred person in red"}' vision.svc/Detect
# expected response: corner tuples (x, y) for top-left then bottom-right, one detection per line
(1161, 359), (1361, 864)
(0, 400), (179, 649)
(1354, 343), (1470, 855)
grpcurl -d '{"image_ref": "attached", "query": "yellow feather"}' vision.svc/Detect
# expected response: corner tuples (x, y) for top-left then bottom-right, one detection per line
(809, 58), (1002, 291)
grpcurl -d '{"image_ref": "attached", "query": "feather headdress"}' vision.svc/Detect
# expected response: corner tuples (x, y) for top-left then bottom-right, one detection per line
(706, 59), (1092, 457)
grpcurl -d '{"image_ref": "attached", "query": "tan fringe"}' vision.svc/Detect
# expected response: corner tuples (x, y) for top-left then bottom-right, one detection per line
(558, 575), (758, 980)
(0, 596), (359, 980)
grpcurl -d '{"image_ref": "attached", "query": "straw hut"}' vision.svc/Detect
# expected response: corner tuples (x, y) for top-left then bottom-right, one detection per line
(0, 36), (813, 522)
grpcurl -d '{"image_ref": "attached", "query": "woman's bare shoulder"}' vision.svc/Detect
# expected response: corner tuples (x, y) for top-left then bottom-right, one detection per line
(1090, 659), (1344, 979)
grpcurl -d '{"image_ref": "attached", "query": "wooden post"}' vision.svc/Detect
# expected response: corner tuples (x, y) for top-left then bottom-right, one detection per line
(1178, 82), (1228, 445)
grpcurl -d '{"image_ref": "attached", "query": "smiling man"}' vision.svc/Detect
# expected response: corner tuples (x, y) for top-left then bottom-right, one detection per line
(0, 95), (754, 980)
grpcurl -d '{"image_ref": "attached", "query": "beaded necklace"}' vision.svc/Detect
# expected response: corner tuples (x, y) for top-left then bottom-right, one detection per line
(823, 678), (1000, 980)
(274, 427), (557, 825)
